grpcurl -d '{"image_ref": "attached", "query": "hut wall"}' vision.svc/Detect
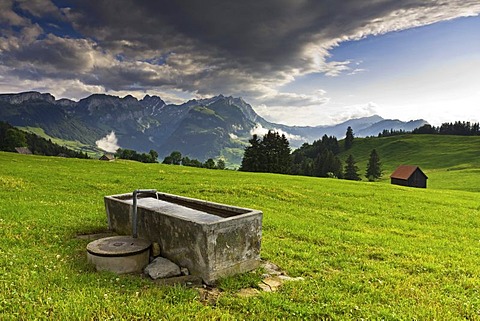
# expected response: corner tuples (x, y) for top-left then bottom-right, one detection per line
(407, 170), (427, 188)
(391, 178), (408, 187)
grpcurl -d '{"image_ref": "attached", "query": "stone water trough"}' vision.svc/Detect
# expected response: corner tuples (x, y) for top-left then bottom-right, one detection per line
(104, 191), (263, 285)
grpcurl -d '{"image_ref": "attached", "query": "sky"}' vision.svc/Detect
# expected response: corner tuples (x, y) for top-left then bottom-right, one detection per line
(0, 0), (479, 127)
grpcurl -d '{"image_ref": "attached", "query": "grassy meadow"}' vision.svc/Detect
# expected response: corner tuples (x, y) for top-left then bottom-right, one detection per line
(340, 134), (480, 191)
(1, 136), (480, 319)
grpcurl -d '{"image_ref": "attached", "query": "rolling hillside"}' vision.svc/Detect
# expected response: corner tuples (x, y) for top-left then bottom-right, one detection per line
(339, 134), (480, 191)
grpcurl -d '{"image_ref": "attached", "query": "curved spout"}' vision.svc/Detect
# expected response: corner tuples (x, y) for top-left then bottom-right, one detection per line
(132, 189), (157, 238)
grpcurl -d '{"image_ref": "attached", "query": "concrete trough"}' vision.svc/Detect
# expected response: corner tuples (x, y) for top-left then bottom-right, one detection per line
(104, 192), (263, 284)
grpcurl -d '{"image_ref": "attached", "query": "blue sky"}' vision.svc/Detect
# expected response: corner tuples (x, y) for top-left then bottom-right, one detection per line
(0, 0), (479, 126)
(272, 15), (480, 125)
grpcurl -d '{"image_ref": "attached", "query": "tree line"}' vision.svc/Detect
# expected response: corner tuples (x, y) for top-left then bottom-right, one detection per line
(162, 151), (226, 170)
(378, 121), (480, 137)
(115, 148), (158, 163)
(239, 126), (382, 181)
(415, 121), (480, 136)
(0, 121), (89, 159)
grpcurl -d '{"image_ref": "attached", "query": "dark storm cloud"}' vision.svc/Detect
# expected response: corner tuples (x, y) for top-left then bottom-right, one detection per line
(5, 35), (95, 75)
(65, 0), (387, 72)
(1, 0), (479, 103)
(65, 1), (480, 73)
(16, 0), (61, 18)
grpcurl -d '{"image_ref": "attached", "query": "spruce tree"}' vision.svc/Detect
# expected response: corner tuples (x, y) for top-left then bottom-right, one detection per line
(240, 134), (262, 172)
(204, 158), (216, 169)
(217, 159), (226, 170)
(344, 154), (361, 180)
(365, 149), (382, 181)
(276, 133), (292, 174)
(240, 131), (291, 174)
(170, 151), (182, 165)
(313, 149), (342, 178)
(345, 126), (354, 150)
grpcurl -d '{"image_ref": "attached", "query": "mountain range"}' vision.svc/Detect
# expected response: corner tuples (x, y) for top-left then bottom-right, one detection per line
(0, 91), (427, 165)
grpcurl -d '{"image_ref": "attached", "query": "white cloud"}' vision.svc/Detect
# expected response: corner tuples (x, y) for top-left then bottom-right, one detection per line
(250, 123), (305, 142)
(331, 102), (380, 123)
(322, 60), (352, 77)
(348, 68), (367, 76)
(95, 131), (120, 153)
(254, 101), (380, 127)
(256, 91), (329, 108)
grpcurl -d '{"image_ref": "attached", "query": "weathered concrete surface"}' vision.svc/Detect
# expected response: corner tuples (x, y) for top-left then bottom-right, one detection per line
(86, 236), (151, 274)
(105, 192), (263, 284)
(144, 257), (181, 279)
(151, 242), (161, 257)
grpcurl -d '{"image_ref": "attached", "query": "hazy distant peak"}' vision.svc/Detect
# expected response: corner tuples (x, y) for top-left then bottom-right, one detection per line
(361, 114), (384, 122)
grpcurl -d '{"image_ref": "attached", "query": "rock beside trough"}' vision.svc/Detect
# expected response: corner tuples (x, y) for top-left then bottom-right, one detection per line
(144, 257), (181, 280)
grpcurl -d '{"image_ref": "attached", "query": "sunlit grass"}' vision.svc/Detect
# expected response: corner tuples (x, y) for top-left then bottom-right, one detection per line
(1, 151), (480, 319)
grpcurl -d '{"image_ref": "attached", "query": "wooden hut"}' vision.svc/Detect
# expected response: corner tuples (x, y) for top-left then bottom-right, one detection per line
(14, 147), (32, 155)
(390, 165), (427, 188)
(99, 154), (115, 161)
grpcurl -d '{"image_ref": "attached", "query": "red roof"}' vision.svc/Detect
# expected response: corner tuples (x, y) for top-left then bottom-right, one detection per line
(390, 165), (427, 180)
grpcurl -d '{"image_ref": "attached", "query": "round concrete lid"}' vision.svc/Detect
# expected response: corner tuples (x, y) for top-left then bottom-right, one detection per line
(87, 236), (151, 257)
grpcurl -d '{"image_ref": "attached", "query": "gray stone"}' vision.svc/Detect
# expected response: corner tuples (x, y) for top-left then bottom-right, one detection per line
(144, 257), (181, 280)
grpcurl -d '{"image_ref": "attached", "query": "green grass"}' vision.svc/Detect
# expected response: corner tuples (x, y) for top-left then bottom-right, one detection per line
(1, 150), (480, 319)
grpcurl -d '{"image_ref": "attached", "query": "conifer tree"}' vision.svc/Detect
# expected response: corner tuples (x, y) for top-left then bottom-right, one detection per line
(365, 149), (382, 181)
(204, 158), (216, 169)
(344, 154), (361, 180)
(217, 159), (226, 170)
(345, 126), (354, 150)
(240, 134), (262, 172)
(313, 149), (343, 178)
(240, 131), (291, 174)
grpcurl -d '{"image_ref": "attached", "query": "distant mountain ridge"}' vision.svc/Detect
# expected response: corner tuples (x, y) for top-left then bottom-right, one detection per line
(0, 91), (428, 164)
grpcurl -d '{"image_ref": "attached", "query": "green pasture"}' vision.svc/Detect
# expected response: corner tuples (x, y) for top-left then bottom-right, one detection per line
(1, 148), (480, 319)
(340, 134), (480, 191)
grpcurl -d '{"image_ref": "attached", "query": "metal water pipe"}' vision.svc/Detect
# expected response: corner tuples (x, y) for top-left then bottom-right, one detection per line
(132, 189), (157, 238)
